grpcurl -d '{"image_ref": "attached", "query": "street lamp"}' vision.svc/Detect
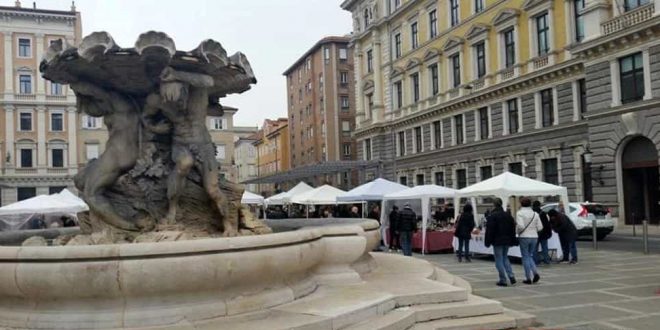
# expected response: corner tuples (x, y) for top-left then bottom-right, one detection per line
(583, 147), (604, 186)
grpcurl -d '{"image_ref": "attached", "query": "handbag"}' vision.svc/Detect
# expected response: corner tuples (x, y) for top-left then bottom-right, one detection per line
(513, 213), (537, 246)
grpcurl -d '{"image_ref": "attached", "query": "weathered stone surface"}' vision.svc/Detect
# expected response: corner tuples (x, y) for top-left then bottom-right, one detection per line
(21, 236), (47, 246)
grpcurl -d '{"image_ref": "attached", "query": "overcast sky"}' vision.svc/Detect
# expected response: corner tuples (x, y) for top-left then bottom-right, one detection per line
(27, 0), (352, 127)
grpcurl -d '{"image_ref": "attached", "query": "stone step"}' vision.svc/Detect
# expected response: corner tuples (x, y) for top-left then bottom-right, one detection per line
(345, 295), (503, 330)
(411, 313), (517, 330)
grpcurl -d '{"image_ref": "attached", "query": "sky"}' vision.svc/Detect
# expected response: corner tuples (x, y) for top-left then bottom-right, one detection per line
(24, 0), (353, 127)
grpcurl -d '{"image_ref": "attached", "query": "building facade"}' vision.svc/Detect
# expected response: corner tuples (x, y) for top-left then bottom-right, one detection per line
(234, 135), (259, 193)
(341, 0), (660, 224)
(283, 36), (357, 187)
(0, 2), (82, 206)
(254, 118), (290, 196)
(206, 106), (257, 182)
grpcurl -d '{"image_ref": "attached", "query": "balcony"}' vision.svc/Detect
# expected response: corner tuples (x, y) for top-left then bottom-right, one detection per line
(46, 95), (67, 101)
(448, 88), (460, 99)
(14, 168), (37, 174)
(532, 55), (550, 70)
(602, 3), (655, 35)
(472, 79), (486, 91)
(15, 94), (36, 101)
(500, 67), (515, 81)
(47, 168), (69, 175)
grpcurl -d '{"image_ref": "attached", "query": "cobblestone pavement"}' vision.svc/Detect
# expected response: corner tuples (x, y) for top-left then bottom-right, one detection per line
(417, 244), (660, 329)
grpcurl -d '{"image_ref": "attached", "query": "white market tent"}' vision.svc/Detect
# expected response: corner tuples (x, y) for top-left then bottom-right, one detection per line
(457, 171), (569, 209)
(0, 189), (88, 216)
(291, 185), (348, 205)
(264, 182), (314, 205)
(241, 191), (264, 205)
(336, 178), (408, 202)
(382, 185), (458, 254)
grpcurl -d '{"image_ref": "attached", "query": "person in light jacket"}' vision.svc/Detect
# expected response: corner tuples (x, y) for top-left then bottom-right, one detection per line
(515, 197), (544, 285)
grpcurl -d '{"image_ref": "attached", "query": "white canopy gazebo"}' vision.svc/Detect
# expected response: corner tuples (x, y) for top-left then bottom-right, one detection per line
(336, 178), (408, 202)
(382, 185), (458, 253)
(264, 182), (313, 205)
(241, 191), (264, 205)
(0, 189), (88, 230)
(291, 185), (348, 205)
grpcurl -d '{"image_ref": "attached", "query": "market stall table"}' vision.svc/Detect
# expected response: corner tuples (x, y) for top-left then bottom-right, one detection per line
(412, 230), (454, 253)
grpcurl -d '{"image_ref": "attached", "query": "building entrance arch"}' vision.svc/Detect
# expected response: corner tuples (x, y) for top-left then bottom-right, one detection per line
(621, 136), (659, 225)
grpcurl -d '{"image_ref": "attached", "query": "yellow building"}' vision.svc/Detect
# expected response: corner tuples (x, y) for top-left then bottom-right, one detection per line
(253, 118), (290, 195)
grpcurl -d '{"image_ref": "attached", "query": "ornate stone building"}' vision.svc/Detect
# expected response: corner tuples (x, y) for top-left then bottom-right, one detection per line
(0, 2), (82, 205)
(341, 0), (660, 224)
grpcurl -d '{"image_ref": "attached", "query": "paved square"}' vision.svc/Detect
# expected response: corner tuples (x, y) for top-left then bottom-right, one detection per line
(416, 243), (660, 329)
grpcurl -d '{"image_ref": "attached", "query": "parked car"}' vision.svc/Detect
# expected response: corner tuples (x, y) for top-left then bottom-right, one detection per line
(541, 202), (615, 240)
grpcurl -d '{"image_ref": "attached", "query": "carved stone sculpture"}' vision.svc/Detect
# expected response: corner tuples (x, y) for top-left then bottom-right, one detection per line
(40, 31), (271, 242)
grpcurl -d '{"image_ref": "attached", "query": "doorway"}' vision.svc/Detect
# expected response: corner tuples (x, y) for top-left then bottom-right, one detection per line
(621, 136), (660, 225)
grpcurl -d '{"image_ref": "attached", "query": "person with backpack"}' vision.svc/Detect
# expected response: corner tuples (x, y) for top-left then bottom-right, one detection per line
(516, 197), (544, 285)
(532, 200), (552, 265)
(397, 203), (417, 257)
(485, 198), (517, 287)
(454, 203), (476, 262)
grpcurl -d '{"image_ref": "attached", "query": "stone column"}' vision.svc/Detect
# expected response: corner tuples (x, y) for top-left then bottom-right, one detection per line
(67, 106), (78, 174)
(35, 33), (45, 95)
(372, 30), (384, 122)
(4, 31), (13, 97)
(36, 106), (46, 173)
(354, 43), (364, 127)
(4, 105), (15, 172)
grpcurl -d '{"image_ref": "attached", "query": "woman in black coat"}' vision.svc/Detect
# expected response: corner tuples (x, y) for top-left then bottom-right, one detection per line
(454, 203), (476, 262)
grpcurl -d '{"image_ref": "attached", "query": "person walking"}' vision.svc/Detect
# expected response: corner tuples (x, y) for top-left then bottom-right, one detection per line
(388, 205), (400, 251)
(516, 197), (544, 285)
(533, 201), (552, 265)
(548, 209), (578, 264)
(397, 203), (417, 257)
(454, 203), (476, 262)
(485, 198), (517, 287)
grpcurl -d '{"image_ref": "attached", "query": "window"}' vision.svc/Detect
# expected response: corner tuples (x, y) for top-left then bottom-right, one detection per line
(394, 0), (401, 10)
(82, 115), (102, 129)
(507, 99), (519, 134)
(340, 95), (350, 109)
(50, 82), (63, 95)
(339, 48), (348, 61)
(434, 172), (445, 186)
(578, 79), (587, 115)
(451, 54), (461, 88)
(366, 50), (373, 73)
(411, 22), (419, 49)
(394, 33), (402, 58)
(541, 89), (554, 127)
(18, 38), (31, 57)
(215, 145), (226, 160)
(508, 162), (523, 176)
(429, 9), (438, 38)
(324, 47), (330, 60)
(414, 126), (422, 153)
(342, 120), (351, 132)
(479, 107), (489, 140)
(340, 71), (349, 85)
(574, 0), (585, 42)
(454, 114), (464, 145)
(397, 131), (406, 156)
(17, 187), (36, 201)
(450, 0), (459, 27)
(394, 81), (403, 109)
(480, 166), (492, 181)
(429, 64), (439, 95)
(20, 149), (33, 168)
(399, 176), (408, 186)
(19, 75), (32, 94)
(475, 42), (486, 79)
(474, 0), (484, 13)
(503, 28), (515, 68)
(211, 117), (225, 130)
(416, 174), (425, 186)
(51, 113), (63, 132)
(86, 144), (99, 160)
(411, 73), (420, 102)
(620, 52), (644, 103)
(364, 139), (372, 161)
(19, 112), (32, 131)
(51, 149), (64, 168)
(542, 158), (559, 185)
(456, 169), (467, 189)
(49, 186), (66, 195)
(433, 120), (442, 148)
(343, 143), (351, 156)
(536, 13), (550, 56)
(625, 0), (650, 11)
(364, 8), (370, 29)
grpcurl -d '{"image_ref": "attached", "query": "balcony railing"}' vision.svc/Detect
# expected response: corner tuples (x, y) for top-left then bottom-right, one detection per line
(448, 88), (459, 99)
(533, 55), (549, 70)
(472, 79), (485, 91)
(47, 168), (69, 174)
(602, 3), (655, 35)
(15, 168), (37, 174)
(15, 94), (36, 100)
(501, 67), (515, 81)
(46, 95), (67, 101)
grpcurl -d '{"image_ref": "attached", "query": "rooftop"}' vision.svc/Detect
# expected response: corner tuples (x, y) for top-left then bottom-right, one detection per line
(0, 3), (77, 17)
(282, 36), (351, 76)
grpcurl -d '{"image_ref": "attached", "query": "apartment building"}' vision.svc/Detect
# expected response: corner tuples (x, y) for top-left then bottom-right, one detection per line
(283, 36), (357, 187)
(0, 2), (82, 205)
(341, 0), (660, 224)
(234, 135), (259, 193)
(207, 106), (258, 182)
(254, 118), (290, 195)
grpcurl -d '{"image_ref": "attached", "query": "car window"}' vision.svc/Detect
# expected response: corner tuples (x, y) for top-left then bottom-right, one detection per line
(583, 204), (608, 216)
(569, 206), (577, 213)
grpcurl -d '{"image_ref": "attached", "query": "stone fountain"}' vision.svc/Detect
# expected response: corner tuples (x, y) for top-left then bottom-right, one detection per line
(0, 32), (534, 329)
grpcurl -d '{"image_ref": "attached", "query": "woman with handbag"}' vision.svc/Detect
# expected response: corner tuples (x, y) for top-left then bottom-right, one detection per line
(454, 203), (476, 262)
(516, 197), (544, 285)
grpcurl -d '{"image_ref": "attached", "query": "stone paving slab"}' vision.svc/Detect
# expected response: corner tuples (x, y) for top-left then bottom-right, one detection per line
(512, 291), (628, 308)
(610, 314), (660, 329)
(605, 284), (660, 298)
(530, 305), (634, 327)
(523, 281), (624, 294)
(474, 287), (544, 300)
(562, 322), (628, 330)
(604, 297), (660, 314)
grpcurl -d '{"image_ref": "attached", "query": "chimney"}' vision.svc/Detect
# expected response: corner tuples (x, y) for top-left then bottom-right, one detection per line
(14, 1), (20, 8)
(71, 1), (76, 12)
(32, 2), (36, 9)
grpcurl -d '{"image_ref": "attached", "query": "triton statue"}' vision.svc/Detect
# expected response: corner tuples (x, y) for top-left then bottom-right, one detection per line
(40, 31), (270, 242)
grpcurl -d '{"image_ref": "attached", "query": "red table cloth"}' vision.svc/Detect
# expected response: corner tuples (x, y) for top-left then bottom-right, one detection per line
(412, 230), (454, 253)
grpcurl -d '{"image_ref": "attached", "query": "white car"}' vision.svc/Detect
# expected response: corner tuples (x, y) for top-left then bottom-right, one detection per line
(541, 202), (615, 240)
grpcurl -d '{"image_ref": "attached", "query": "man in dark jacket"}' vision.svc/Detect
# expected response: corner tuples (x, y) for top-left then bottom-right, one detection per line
(388, 206), (400, 251)
(454, 203), (476, 262)
(548, 209), (578, 264)
(533, 201), (552, 265)
(485, 198), (517, 286)
(397, 203), (417, 256)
